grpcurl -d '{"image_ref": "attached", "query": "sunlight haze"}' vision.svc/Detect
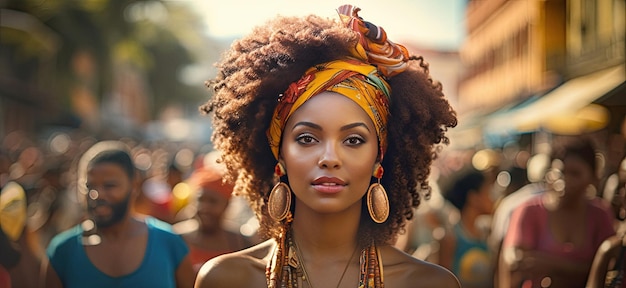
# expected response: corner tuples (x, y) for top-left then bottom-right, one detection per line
(182, 0), (466, 50)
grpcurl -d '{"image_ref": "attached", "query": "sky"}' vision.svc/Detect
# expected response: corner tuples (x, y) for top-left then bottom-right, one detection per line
(182, 0), (467, 51)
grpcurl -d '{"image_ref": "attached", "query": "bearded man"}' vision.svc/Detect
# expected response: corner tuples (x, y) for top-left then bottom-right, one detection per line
(42, 141), (195, 288)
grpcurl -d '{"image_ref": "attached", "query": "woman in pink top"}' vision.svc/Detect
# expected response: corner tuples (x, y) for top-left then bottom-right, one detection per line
(500, 137), (615, 288)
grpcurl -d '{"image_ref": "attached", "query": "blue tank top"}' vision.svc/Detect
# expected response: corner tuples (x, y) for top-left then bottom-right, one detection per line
(451, 223), (493, 288)
(47, 217), (188, 288)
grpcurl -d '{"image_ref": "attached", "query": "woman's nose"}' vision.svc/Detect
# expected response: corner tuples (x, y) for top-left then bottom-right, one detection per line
(317, 142), (341, 169)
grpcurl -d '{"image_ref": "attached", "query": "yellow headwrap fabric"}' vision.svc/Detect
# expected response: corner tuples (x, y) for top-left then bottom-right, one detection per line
(266, 4), (410, 161)
(267, 58), (391, 160)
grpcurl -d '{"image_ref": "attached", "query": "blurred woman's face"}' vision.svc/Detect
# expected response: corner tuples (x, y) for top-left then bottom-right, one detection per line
(196, 189), (229, 232)
(562, 156), (595, 199)
(280, 92), (379, 215)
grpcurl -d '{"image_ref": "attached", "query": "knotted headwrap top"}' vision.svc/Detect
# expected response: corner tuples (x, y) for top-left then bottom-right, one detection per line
(267, 4), (410, 162)
(338, 4), (410, 77)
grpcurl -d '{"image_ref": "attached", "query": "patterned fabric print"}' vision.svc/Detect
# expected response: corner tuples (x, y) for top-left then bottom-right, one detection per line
(267, 59), (391, 161)
(337, 4), (410, 78)
(267, 4), (412, 161)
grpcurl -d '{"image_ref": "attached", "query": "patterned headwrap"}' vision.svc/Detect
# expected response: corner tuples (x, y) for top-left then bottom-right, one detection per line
(337, 4), (410, 77)
(266, 4), (410, 162)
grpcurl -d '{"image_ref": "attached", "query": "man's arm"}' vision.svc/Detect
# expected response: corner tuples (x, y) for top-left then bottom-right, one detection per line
(39, 257), (63, 288)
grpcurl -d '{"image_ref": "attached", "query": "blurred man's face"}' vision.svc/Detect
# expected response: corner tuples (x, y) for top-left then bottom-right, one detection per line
(86, 163), (132, 228)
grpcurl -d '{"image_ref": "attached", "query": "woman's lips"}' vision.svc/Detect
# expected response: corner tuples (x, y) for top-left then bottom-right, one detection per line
(312, 176), (346, 194)
(312, 176), (346, 185)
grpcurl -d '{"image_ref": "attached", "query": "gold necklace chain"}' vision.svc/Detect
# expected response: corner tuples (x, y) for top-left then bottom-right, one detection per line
(293, 236), (359, 288)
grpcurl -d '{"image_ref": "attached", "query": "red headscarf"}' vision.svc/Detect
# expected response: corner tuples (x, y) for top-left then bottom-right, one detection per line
(188, 165), (233, 200)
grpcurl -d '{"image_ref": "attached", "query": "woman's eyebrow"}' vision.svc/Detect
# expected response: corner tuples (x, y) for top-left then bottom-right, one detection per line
(292, 121), (321, 131)
(341, 122), (370, 132)
(291, 121), (371, 132)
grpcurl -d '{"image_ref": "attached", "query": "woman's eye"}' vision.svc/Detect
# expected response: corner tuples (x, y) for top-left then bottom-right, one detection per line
(296, 134), (317, 144)
(345, 136), (365, 145)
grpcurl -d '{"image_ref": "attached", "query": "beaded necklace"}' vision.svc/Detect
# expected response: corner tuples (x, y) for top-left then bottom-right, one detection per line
(266, 228), (384, 288)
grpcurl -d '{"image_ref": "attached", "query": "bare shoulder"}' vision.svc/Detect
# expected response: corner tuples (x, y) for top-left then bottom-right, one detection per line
(380, 245), (460, 288)
(194, 239), (275, 288)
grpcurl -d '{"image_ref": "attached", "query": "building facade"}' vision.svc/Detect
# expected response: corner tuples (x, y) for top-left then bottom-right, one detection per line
(456, 0), (625, 152)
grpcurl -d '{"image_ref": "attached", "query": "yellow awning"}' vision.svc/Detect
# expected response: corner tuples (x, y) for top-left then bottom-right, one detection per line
(487, 65), (625, 134)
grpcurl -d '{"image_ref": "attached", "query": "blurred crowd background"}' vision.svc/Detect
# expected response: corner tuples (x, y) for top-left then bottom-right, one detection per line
(1, 0), (625, 287)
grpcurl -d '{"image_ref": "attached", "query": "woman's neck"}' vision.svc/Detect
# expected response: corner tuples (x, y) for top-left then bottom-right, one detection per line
(198, 221), (224, 236)
(290, 202), (361, 254)
(543, 191), (587, 212)
(288, 203), (362, 288)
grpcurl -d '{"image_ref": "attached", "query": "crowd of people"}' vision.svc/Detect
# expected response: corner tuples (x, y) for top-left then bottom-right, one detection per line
(395, 137), (626, 288)
(1, 3), (625, 288)
(2, 129), (624, 287)
(0, 129), (261, 287)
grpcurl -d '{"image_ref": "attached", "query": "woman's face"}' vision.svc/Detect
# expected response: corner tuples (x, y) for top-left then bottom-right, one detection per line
(562, 156), (594, 199)
(280, 91), (379, 215)
(196, 188), (229, 232)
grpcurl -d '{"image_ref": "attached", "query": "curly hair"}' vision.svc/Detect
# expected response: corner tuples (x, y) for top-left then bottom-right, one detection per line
(200, 14), (457, 245)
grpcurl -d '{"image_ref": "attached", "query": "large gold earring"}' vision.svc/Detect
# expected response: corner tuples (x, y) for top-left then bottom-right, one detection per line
(268, 163), (292, 222)
(367, 163), (389, 223)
